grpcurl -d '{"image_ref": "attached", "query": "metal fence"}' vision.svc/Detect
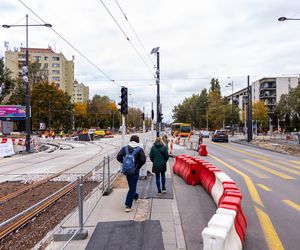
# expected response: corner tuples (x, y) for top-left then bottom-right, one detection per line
(43, 150), (121, 250)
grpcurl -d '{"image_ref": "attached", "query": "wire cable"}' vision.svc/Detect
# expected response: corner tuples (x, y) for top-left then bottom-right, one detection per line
(114, 0), (155, 67)
(17, 0), (122, 87)
(98, 0), (155, 77)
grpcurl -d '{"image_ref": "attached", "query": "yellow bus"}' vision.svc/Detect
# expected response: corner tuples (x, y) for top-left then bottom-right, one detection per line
(171, 123), (192, 137)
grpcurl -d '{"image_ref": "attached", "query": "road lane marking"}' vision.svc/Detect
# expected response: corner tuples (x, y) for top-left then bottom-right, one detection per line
(227, 159), (270, 179)
(260, 160), (300, 176)
(209, 154), (263, 206)
(257, 184), (272, 191)
(289, 160), (300, 165)
(209, 154), (285, 248)
(243, 160), (294, 180)
(275, 160), (300, 170)
(255, 206), (284, 250)
(209, 143), (269, 160)
(282, 200), (300, 212)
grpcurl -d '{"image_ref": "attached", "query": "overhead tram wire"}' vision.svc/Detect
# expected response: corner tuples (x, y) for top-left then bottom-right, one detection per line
(114, 0), (155, 67)
(98, 0), (156, 77)
(17, 0), (121, 87)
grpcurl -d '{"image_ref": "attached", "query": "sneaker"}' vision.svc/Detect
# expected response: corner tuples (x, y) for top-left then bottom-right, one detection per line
(162, 189), (167, 193)
(125, 206), (133, 213)
(157, 191), (162, 195)
(134, 193), (139, 202)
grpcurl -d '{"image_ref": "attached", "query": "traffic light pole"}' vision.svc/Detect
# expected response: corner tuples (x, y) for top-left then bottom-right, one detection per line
(121, 114), (125, 147)
(247, 75), (253, 142)
(156, 52), (160, 138)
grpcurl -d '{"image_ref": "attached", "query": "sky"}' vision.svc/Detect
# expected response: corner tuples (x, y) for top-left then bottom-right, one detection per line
(1, 0), (300, 122)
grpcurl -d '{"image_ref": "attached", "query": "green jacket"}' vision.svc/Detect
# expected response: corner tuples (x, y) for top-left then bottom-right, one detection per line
(150, 141), (169, 173)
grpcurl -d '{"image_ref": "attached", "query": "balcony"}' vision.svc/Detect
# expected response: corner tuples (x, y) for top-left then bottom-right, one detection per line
(260, 94), (276, 99)
(259, 85), (276, 91)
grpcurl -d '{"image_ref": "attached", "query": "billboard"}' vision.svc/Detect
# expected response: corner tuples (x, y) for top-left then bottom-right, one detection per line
(0, 105), (26, 121)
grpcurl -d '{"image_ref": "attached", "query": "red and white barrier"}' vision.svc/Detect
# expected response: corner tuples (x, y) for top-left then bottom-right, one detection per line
(172, 155), (247, 250)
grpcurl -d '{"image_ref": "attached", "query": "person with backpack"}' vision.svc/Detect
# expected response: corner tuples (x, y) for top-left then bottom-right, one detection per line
(117, 135), (146, 212)
(150, 137), (169, 194)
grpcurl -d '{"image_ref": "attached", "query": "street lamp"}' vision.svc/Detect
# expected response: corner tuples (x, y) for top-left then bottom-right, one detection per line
(278, 17), (300, 21)
(150, 47), (160, 137)
(226, 81), (234, 132)
(2, 14), (52, 152)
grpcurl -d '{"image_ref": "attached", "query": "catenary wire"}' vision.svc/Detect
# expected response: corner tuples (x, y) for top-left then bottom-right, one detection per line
(98, 0), (156, 77)
(114, 0), (155, 67)
(17, 0), (122, 87)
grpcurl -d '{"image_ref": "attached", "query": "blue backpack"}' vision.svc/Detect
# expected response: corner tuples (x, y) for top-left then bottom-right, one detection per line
(122, 146), (141, 176)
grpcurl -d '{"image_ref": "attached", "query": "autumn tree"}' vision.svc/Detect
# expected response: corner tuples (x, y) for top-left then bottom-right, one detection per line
(252, 101), (268, 128)
(31, 81), (73, 131)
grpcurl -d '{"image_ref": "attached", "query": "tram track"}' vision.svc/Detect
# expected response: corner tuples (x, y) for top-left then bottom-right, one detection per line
(0, 143), (105, 205)
(0, 161), (119, 246)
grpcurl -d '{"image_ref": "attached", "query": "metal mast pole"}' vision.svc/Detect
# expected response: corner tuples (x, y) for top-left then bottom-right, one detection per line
(25, 14), (30, 152)
(156, 52), (160, 138)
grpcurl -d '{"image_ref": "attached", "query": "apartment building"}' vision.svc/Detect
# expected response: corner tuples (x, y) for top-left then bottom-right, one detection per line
(73, 80), (89, 104)
(226, 77), (299, 115)
(5, 47), (74, 97)
(251, 77), (298, 114)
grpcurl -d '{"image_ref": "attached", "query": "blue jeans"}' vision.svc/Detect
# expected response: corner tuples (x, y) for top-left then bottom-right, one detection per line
(155, 172), (166, 192)
(125, 173), (139, 208)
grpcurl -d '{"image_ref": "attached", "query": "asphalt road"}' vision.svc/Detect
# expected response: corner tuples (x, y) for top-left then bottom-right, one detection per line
(172, 136), (300, 250)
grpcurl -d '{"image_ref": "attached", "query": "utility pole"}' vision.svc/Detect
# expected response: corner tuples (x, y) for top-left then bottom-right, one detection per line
(247, 75), (253, 142)
(2, 15), (52, 152)
(151, 102), (154, 133)
(151, 47), (160, 137)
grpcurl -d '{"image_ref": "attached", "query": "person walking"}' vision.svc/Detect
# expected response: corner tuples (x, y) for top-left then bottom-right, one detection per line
(117, 135), (146, 212)
(198, 133), (203, 150)
(150, 137), (169, 194)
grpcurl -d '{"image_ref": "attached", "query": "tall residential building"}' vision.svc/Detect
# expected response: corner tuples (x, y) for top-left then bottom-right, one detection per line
(251, 77), (299, 114)
(4, 47), (74, 97)
(73, 80), (89, 103)
(226, 76), (299, 118)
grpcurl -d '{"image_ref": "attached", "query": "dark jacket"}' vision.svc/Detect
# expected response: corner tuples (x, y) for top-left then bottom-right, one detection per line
(150, 141), (169, 173)
(117, 141), (146, 174)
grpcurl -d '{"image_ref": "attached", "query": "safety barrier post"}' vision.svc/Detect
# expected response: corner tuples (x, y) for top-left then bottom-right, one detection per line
(104, 156), (113, 195)
(102, 157), (106, 193)
(77, 176), (83, 231)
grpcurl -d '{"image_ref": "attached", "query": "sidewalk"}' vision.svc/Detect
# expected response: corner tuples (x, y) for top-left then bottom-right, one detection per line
(46, 161), (186, 250)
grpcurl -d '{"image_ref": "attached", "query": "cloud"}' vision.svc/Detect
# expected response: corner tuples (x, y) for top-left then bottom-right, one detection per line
(1, 0), (300, 121)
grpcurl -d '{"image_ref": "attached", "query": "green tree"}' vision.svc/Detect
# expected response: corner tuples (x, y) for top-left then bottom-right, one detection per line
(31, 81), (73, 131)
(0, 57), (15, 103)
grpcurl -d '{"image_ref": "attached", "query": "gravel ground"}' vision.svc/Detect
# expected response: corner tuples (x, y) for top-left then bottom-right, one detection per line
(242, 138), (300, 156)
(0, 181), (98, 250)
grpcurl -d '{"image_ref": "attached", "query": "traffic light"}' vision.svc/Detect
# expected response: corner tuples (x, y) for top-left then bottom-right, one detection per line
(151, 110), (154, 120)
(159, 112), (163, 122)
(118, 87), (128, 115)
(141, 113), (145, 120)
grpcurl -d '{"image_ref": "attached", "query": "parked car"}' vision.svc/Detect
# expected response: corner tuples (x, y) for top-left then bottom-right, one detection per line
(211, 130), (228, 142)
(201, 130), (210, 138)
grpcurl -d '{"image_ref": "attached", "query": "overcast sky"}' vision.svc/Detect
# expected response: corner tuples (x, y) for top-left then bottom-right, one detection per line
(1, 0), (300, 122)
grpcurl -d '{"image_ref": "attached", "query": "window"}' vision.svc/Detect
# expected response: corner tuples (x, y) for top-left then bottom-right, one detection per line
(52, 63), (60, 67)
(56, 83), (60, 88)
(52, 56), (60, 61)
(44, 56), (48, 61)
(52, 70), (60, 74)
(52, 76), (60, 81)
(33, 56), (41, 61)
(44, 63), (48, 68)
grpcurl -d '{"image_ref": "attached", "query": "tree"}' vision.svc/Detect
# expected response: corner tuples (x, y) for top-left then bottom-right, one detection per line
(252, 101), (268, 129)
(0, 57), (15, 103)
(31, 81), (73, 131)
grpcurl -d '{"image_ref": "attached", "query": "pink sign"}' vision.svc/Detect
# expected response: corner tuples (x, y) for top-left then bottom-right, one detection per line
(0, 105), (26, 118)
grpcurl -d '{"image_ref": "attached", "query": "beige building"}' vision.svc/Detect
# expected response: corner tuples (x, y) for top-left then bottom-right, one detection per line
(73, 80), (89, 103)
(5, 47), (74, 97)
